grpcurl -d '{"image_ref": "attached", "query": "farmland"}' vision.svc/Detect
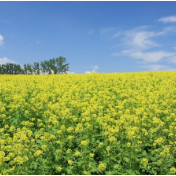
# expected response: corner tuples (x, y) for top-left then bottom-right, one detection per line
(0, 71), (176, 174)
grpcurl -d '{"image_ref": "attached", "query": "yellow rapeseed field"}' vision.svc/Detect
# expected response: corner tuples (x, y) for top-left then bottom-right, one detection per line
(1, 71), (176, 174)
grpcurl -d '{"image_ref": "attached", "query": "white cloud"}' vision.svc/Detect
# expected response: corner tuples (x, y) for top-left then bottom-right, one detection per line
(85, 71), (92, 74)
(112, 32), (121, 38)
(100, 27), (115, 35)
(133, 32), (157, 49)
(88, 30), (94, 35)
(124, 50), (174, 63)
(91, 65), (99, 71)
(66, 71), (75, 74)
(0, 57), (16, 65)
(123, 26), (175, 50)
(85, 65), (99, 74)
(125, 30), (159, 50)
(173, 47), (176, 50)
(168, 55), (176, 63)
(111, 52), (121, 57)
(143, 64), (175, 71)
(158, 16), (176, 23)
(111, 24), (176, 67)
(0, 35), (4, 46)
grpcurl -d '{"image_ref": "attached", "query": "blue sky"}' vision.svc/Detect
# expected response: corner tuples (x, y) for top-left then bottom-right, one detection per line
(1, 1), (176, 74)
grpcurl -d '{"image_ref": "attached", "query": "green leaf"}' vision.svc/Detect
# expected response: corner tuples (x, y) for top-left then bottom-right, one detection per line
(123, 157), (130, 163)
(66, 168), (73, 175)
(77, 161), (83, 167)
(91, 167), (97, 172)
(36, 139), (43, 144)
(31, 161), (38, 169)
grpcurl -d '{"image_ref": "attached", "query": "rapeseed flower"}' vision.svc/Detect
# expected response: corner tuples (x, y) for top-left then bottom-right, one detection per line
(57, 166), (62, 172)
(98, 162), (106, 172)
(68, 160), (73, 166)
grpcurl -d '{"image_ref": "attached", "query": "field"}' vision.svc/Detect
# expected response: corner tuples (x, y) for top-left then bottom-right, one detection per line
(1, 71), (176, 175)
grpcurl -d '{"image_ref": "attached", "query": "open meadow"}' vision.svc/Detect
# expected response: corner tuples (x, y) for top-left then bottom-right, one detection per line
(1, 71), (176, 174)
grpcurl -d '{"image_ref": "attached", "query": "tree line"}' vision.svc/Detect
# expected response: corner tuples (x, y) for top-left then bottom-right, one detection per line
(0, 56), (69, 75)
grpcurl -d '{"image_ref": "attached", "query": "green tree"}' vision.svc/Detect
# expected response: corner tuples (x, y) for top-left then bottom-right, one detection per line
(56, 56), (69, 74)
(49, 58), (56, 74)
(33, 62), (40, 75)
(40, 61), (44, 74)
(27, 64), (33, 74)
(23, 64), (28, 74)
(14, 64), (23, 74)
(0, 65), (2, 74)
(2, 64), (6, 74)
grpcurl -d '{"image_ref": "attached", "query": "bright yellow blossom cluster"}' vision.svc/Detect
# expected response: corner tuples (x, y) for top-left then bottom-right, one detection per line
(1, 72), (176, 174)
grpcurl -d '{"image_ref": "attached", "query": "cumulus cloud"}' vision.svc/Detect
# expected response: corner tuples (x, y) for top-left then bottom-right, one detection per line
(85, 65), (99, 74)
(0, 35), (4, 46)
(143, 64), (175, 71)
(158, 16), (176, 23)
(85, 71), (92, 74)
(111, 23), (176, 71)
(0, 57), (16, 65)
(168, 55), (176, 64)
(123, 26), (173, 50)
(127, 31), (158, 49)
(122, 50), (174, 63)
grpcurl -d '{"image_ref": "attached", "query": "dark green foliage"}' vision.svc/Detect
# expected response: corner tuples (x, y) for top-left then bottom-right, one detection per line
(0, 56), (69, 75)
(0, 63), (24, 75)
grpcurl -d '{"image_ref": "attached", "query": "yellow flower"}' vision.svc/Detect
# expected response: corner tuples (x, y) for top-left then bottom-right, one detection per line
(113, 164), (119, 169)
(57, 166), (62, 172)
(137, 141), (142, 145)
(127, 142), (131, 147)
(66, 149), (72, 154)
(109, 136), (117, 143)
(67, 127), (74, 133)
(57, 130), (62, 135)
(98, 142), (104, 148)
(88, 164), (92, 168)
(34, 150), (43, 157)
(106, 146), (110, 152)
(141, 158), (148, 166)
(148, 166), (151, 170)
(49, 134), (56, 140)
(57, 149), (62, 153)
(83, 170), (87, 175)
(67, 135), (74, 140)
(81, 140), (89, 146)
(68, 160), (73, 166)
(98, 162), (106, 172)
(90, 153), (94, 158)
(61, 125), (66, 131)
(13, 156), (26, 165)
(170, 167), (176, 174)
(75, 151), (81, 157)
(41, 145), (47, 151)
(5, 125), (9, 129)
